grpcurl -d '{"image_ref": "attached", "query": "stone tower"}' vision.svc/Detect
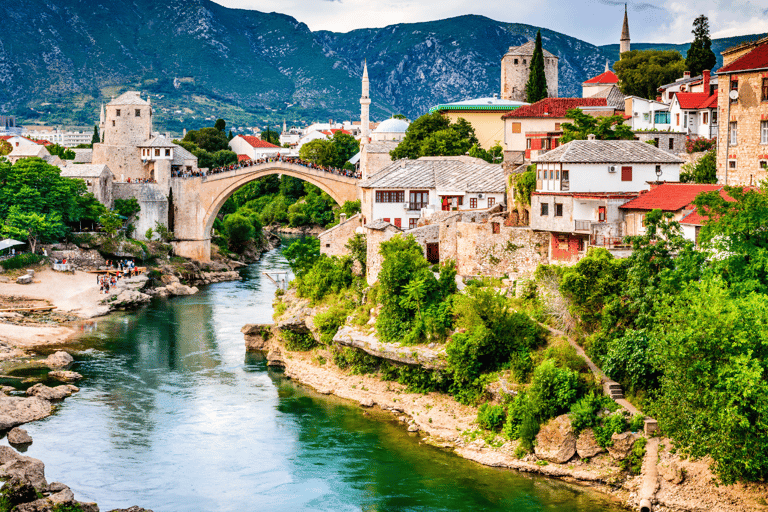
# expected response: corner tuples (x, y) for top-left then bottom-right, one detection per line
(500, 40), (559, 102)
(360, 61), (371, 147)
(102, 91), (152, 147)
(620, 4), (631, 54)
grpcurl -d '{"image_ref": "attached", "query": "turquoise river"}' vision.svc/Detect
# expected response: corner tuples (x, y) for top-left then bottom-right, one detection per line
(3, 239), (624, 511)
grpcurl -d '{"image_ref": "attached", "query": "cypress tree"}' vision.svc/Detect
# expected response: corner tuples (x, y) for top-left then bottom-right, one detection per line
(525, 30), (549, 104)
(91, 124), (100, 144)
(685, 15), (716, 76)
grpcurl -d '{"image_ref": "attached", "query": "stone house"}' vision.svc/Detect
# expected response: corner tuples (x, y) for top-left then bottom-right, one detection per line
(530, 138), (683, 261)
(358, 141), (399, 180)
(229, 135), (282, 161)
(319, 213), (364, 257)
(715, 36), (768, 185)
(358, 156), (506, 230)
(60, 164), (114, 208)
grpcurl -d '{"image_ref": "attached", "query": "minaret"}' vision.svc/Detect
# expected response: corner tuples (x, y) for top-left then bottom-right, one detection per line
(99, 103), (105, 141)
(620, 4), (630, 54)
(282, 119), (287, 133)
(360, 60), (370, 147)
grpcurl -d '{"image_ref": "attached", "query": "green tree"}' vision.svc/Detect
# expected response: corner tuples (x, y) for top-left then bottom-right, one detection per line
(468, 142), (503, 164)
(615, 50), (687, 99)
(261, 128), (280, 146)
(299, 139), (338, 167)
(183, 127), (229, 153)
(0, 140), (11, 156)
(685, 15), (717, 76)
(331, 131), (360, 167)
(214, 118), (226, 132)
(680, 149), (717, 183)
(392, 114), (407, 120)
(223, 212), (254, 252)
(390, 113), (478, 160)
(47, 144), (75, 160)
(345, 233), (367, 274)
(284, 237), (321, 276)
(525, 31), (549, 103)
(91, 124), (100, 144)
(560, 108), (635, 143)
(1, 206), (64, 253)
(113, 197), (141, 221)
(98, 210), (123, 238)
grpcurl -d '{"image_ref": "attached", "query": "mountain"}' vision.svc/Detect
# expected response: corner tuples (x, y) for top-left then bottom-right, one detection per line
(1, 1), (763, 133)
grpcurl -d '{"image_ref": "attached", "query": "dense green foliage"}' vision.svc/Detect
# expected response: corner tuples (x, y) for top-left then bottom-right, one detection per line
(614, 50), (687, 99)
(680, 150), (717, 184)
(390, 113), (478, 160)
(560, 108), (635, 143)
(531, 190), (768, 483)
(525, 31), (548, 104)
(0, 253), (45, 270)
(468, 142), (504, 164)
(685, 15), (717, 76)
(113, 197), (141, 220)
(299, 131), (359, 168)
(47, 144), (75, 160)
(178, 122), (237, 169)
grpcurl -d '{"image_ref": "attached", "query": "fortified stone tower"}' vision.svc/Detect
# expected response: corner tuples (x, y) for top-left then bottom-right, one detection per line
(360, 61), (371, 147)
(92, 91), (155, 183)
(500, 40), (559, 102)
(620, 4), (631, 54)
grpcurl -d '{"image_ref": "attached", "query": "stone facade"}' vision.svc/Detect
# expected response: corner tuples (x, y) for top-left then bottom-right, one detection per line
(113, 183), (169, 239)
(365, 222), (402, 285)
(500, 42), (558, 102)
(454, 221), (549, 278)
(319, 214), (363, 257)
(633, 132), (687, 154)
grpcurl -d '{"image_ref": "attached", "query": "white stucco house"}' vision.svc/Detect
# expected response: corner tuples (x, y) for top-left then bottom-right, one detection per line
(529, 138), (684, 261)
(229, 135), (283, 160)
(358, 156), (505, 229)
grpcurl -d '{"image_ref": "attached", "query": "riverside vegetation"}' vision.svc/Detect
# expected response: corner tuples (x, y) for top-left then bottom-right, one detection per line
(274, 184), (768, 492)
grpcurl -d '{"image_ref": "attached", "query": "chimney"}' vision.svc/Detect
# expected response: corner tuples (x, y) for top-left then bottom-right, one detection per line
(587, 134), (596, 141)
(684, 71), (691, 79)
(703, 69), (711, 93)
(340, 213), (347, 223)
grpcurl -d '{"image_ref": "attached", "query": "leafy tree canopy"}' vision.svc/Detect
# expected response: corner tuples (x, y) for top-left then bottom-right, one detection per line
(390, 113), (479, 160)
(182, 127), (229, 153)
(685, 15), (717, 76)
(261, 128), (280, 146)
(680, 149), (716, 184)
(47, 144), (75, 160)
(0, 140), (11, 156)
(299, 139), (339, 167)
(560, 108), (635, 143)
(214, 118), (226, 132)
(615, 50), (687, 99)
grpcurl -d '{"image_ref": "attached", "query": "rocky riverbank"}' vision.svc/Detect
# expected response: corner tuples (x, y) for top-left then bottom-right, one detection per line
(243, 288), (768, 512)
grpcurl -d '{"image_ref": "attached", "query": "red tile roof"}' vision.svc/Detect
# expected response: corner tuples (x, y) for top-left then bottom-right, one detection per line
(237, 154), (251, 162)
(675, 92), (710, 109)
(239, 135), (280, 149)
(502, 98), (608, 118)
(619, 183), (723, 211)
(699, 92), (718, 109)
(718, 43), (768, 74)
(32, 139), (52, 146)
(583, 70), (619, 85)
(0, 136), (11, 141)
(680, 210), (707, 226)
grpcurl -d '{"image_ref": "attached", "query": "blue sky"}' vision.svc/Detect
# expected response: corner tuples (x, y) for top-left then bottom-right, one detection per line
(210, 0), (768, 45)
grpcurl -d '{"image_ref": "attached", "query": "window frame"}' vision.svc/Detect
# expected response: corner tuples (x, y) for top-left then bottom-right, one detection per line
(730, 122), (737, 145)
(554, 203), (563, 217)
(470, 197), (477, 209)
(540, 202), (549, 216)
(487, 197), (495, 207)
(761, 121), (768, 145)
(621, 166), (633, 182)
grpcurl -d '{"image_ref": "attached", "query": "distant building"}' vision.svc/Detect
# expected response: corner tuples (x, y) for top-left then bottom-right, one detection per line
(429, 96), (526, 150)
(500, 40), (559, 102)
(229, 135), (283, 160)
(23, 126), (93, 147)
(582, 65), (619, 98)
(0, 116), (22, 136)
(60, 164), (114, 208)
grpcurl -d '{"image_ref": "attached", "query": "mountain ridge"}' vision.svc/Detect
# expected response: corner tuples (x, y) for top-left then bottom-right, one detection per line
(1, 2), (763, 133)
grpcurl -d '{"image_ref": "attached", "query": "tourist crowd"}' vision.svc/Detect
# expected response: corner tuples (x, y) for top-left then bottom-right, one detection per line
(171, 156), (361, 179)
(97, 259), (141, 294)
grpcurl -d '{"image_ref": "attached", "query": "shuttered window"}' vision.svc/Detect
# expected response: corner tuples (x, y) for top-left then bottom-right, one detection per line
(621, 166), (632, 182)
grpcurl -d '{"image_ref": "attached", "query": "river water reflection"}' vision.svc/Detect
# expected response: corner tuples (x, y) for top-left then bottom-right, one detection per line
(8, 239), (624, 511)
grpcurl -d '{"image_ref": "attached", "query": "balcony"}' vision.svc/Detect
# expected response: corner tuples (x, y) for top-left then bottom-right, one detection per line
(574, 219), (591, 231)
(407, 202), (429, 211)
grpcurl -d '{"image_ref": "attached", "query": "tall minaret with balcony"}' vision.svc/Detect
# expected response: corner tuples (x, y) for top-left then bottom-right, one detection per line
(620, 4), (631, 54)
(360, 60), (370, 147)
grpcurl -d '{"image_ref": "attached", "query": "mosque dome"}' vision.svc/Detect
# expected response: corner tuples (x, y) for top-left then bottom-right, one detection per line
(373, 118), (410, 134)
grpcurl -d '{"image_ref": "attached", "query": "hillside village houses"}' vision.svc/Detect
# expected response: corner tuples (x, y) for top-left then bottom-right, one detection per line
(229, 135), (282, 161)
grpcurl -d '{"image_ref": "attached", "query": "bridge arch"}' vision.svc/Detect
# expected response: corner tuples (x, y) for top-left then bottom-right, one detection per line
(171, 161), (359, 261)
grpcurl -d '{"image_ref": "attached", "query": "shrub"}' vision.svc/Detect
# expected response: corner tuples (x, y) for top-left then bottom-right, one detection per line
(528, 359), (581, 420)
(620, 436), (647, 475)
(314, 304), (349, 345)
(629, 413), (646, 433)
(332, 347), (379, 374)
(685, 136), (716, 154)
(295, 255), (353, 302)
(477, 403), (506, 431)
(0, 253), (44, 270)
(602, 329), (658, 394)
(282, 330), (317, 351)
(593, 411), (630, 448)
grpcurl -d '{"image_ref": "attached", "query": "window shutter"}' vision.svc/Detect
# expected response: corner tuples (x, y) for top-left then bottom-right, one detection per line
(621, 166), (632, 181)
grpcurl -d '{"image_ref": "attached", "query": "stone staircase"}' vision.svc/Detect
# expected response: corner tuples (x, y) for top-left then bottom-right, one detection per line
(604, 380), (625, 400)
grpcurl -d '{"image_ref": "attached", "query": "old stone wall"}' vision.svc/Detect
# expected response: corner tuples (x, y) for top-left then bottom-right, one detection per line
(113, 183), (169, 240)
(103, 104), (152, 147)
(716, 71), (768, 185)
(634, 132), (687, 154)
(92, 144), (144, 182)
(45, 245), (106, 271)
(501, 53), (558, 102)
(319, 214), (363, 257)
(455, 222), (549, 278)
(365, 225), (401, 285)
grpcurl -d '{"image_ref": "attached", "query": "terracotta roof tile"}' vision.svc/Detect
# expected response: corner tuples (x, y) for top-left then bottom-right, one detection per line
(675, 92), (712, 109)
(619, 183), (723, 211)
(239, 135), (280, 149)
(583, 70), (619, 85)
(502, 98), (608, 118)
(718, 43), (768, 74)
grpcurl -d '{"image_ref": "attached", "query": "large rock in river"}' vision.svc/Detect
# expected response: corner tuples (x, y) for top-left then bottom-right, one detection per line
(576, 428), (605, 458)
(534, 414), (577, 464)
(7, 427), (32, 445)
(241, 324), (273, 351)
(0, 446), (47, 489)
(44, 351), (73, 369)
(0, 396), (52, 430)
(26, 384), (78, 402)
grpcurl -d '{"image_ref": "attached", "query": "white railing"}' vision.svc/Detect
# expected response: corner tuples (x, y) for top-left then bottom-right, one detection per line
(574, 219), (591, 231)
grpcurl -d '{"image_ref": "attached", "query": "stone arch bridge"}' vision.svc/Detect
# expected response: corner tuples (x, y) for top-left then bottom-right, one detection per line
(170, 161), (359, 260)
